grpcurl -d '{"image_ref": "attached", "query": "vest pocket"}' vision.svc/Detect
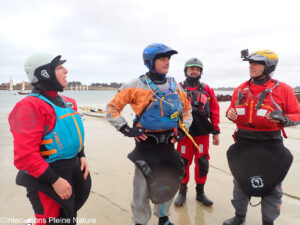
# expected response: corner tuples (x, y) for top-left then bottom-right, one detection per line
(235, 106), (249, 126)
(253, 105), (279, 129)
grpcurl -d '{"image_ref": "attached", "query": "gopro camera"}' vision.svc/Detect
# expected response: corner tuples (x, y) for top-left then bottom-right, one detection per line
(241, 49), (249, 60)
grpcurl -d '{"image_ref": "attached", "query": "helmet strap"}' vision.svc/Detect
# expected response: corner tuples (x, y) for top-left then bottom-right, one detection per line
(186, 75), (201, 86)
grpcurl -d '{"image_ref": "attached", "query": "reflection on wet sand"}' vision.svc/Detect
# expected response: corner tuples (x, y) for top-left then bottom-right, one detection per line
(173, 196), (214, 225)
(174, 204), (191, 225)
(195, 203), (213, 225)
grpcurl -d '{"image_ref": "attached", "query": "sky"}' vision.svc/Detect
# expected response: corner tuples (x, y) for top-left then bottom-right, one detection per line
(1, 0), (300, 88)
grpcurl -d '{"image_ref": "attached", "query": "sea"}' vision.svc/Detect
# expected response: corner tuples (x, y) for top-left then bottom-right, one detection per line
(0, 90), (233, 114)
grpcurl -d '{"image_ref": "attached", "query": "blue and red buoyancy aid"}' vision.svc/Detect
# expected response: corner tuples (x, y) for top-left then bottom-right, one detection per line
(31, 94), (85, 163)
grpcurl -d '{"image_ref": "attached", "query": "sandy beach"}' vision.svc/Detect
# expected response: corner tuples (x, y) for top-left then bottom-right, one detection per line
(1, 102), (299, 225)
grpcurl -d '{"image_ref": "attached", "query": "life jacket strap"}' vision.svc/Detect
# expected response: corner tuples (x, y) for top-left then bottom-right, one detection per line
(40, 149), (57, 156)
(40, 139), (53, 145)
(40, 139), (57, 157)
(59, 112), (80, 119)
(281, 128), (287, 139)
(255, 80), (280, 110)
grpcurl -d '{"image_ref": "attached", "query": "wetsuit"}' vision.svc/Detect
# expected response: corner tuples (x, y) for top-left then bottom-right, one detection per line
(106, 72), (192, 225)
(226, 77), (300, 223)
(177, 79), (220, 185)
(9, 90), (91, 225)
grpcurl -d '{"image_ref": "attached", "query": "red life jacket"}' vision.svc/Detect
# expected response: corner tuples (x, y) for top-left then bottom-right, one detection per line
(180, 81), (214, 136)
(180, 81), (210, 117)
(234, 79), (282, 132)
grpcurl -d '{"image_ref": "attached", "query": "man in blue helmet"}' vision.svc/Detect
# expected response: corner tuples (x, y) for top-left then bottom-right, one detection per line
(107, 43), (192, 225)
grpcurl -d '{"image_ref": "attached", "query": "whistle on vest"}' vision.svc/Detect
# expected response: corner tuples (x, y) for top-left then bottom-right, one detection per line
(235, 89), (244, 106)
(170, 111), (179, 119)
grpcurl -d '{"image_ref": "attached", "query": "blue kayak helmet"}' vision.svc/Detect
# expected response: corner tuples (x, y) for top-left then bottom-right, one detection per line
(143, 43), (178, 70)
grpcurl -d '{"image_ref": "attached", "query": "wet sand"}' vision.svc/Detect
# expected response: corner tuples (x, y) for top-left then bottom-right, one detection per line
(0, 102), (299, 225)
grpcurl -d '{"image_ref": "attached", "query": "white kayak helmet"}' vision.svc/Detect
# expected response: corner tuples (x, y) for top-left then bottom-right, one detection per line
(24, 52), (66, 91)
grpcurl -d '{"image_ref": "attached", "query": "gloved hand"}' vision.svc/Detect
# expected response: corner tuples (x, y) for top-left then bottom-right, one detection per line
(270, 110), (289, 126)
(119, 124), (145, 137)
(211, 128), (220, 135)
(173, 128), (186, 142)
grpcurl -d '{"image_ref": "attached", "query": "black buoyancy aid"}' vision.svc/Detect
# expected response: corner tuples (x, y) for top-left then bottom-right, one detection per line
(180, 81), (213, 136)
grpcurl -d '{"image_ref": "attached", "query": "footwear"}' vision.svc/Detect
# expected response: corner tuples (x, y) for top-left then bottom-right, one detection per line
(223, 215), (245, 225)
(263, 220), (273, 225)
(174, 183), (187, 207)
(196, 184), (213, 206)
(158, 216), (174, 225)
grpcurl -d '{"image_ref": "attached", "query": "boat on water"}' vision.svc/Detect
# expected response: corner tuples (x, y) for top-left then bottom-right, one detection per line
(79, 106), (106, 118)
(18, 81), (30, 95)
(18, 91), (30, 95)
(9, 79), (13, 92)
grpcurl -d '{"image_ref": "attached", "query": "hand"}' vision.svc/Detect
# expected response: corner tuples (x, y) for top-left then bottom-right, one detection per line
(119, 124), (146, 137)
(52, 177), (72, 200)
(171, 128), (185, 143)
(226, 108), (238, 121)
(266, 112), (280, 123)
(134, 133), (148, 142)
(266, 110), (289, 125)
(80, 157), (89, 180)
(212, 134), (219, 145)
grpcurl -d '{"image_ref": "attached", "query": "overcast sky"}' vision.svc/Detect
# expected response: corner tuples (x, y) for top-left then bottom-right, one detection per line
(1, 0), (300, 87)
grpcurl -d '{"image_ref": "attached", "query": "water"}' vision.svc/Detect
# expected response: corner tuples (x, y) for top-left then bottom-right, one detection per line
(0, 90), (118, 113)
(0, 90), (233, 114)
(215, 90), (233, 95)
